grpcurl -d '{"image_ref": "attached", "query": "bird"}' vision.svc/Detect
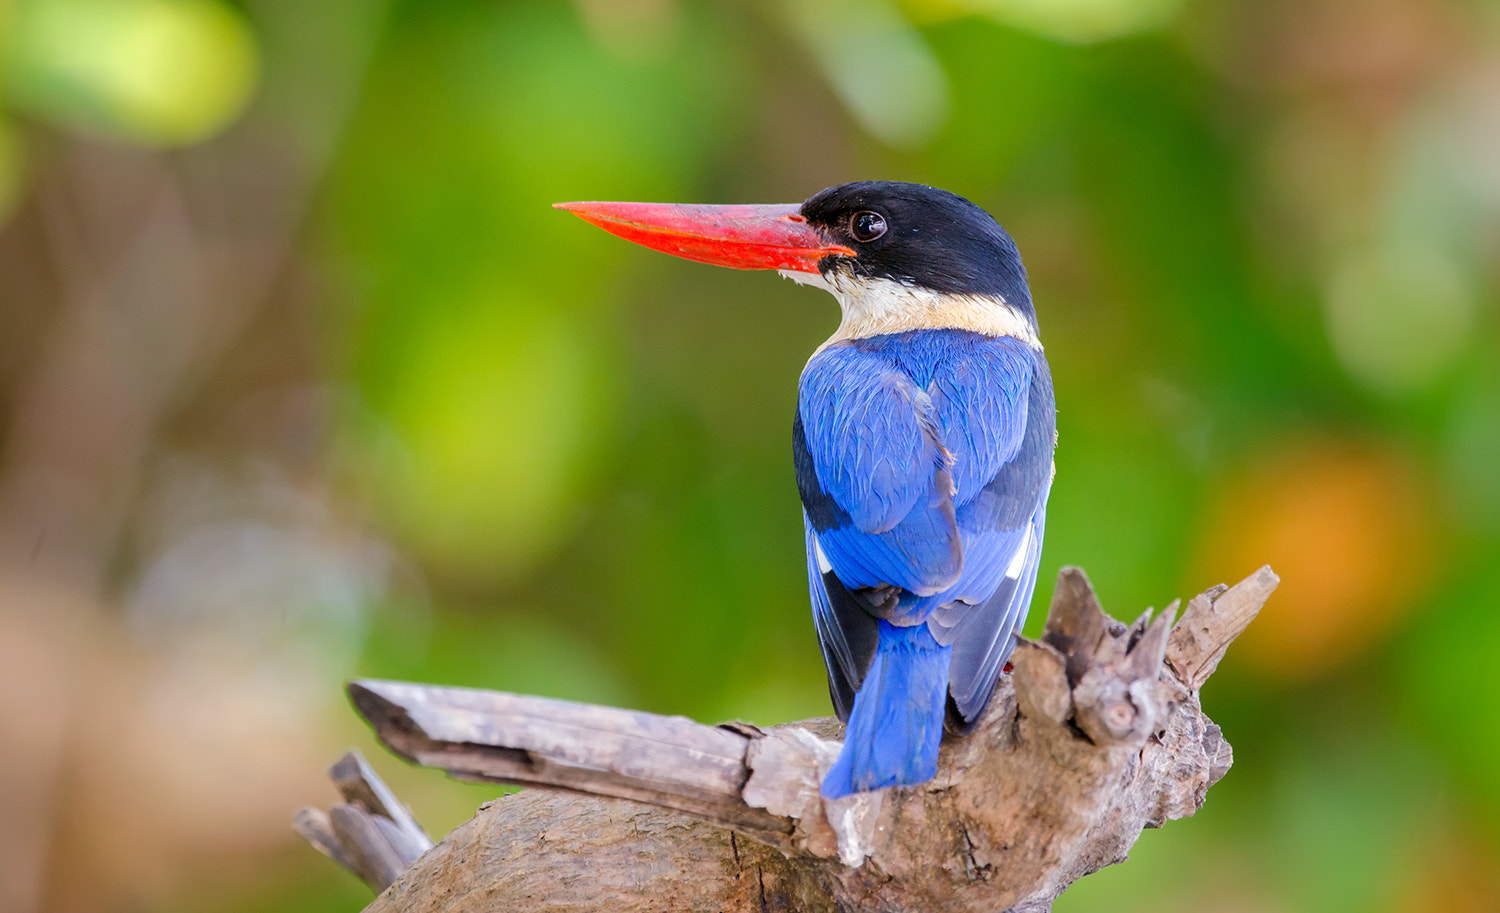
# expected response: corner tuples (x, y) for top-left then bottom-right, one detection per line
(556, 181), (1055, 798)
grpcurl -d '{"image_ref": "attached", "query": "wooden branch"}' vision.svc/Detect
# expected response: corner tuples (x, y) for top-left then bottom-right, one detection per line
(345, 680), (800, 847)
(304, 565), (1277, 912)
(294, 751), (433, 891)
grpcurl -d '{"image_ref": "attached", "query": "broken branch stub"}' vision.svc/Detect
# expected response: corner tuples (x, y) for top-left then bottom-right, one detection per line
(294, 750), (433, 892)
(305, 565), (1276, 912)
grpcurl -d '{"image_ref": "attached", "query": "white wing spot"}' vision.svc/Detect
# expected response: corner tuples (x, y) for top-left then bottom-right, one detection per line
(814, 537), (834, 575)
(1005, 524), (1033, 579)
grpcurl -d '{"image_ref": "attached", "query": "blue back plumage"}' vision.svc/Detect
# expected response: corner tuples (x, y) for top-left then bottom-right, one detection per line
(795, 328), (1055, 795)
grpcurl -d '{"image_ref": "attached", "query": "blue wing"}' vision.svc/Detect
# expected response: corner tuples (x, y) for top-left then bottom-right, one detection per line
(797, 345), (963, 595)
(797, 331), (1054, 725)
(934, 497), (1047, 725)
(931, 344), (1055, 726)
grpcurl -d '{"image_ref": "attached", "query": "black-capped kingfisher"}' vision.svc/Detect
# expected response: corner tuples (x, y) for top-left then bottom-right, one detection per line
(557, 182), (1055, 798)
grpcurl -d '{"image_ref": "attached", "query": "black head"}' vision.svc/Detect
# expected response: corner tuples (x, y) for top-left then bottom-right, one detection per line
(799, 181), (1032, 313)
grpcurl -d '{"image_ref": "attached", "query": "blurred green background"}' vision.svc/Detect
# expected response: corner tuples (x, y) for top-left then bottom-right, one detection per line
(2, 0), (1498, 911)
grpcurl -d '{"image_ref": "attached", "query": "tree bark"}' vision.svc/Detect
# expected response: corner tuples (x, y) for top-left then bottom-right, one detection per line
(302, 565), (1278, 912)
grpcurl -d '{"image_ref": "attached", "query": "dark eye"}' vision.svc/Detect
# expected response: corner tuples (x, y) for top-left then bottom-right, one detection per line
(849, 210), (887, 242)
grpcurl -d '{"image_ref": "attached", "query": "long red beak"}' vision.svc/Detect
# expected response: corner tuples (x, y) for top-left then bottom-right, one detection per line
(554, 200), (854, 273)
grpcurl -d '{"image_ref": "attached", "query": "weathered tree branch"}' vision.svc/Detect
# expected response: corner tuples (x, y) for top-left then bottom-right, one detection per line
(300, 565), (1277, 912)
(294, 751), (433, 891)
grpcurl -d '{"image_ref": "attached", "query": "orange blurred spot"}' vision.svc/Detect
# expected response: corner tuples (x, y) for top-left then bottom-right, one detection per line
(1194, 441), (1432, 680)
(1396, 823), (1500, 913)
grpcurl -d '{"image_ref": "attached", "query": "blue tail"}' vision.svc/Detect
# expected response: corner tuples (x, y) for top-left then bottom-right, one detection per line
(821, 620), (953, 798)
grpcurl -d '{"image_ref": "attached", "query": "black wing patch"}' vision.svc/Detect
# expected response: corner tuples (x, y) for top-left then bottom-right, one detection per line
(794, 411), (848, 532)
(808, 539), (880, 722)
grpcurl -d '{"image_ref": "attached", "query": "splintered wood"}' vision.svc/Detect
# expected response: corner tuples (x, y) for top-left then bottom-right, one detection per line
(294, 751), (432, 892)
(297, 565), (1277, 913)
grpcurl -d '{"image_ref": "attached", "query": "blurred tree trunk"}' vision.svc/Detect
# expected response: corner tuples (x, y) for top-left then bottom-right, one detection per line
(0, 5), (391, 910)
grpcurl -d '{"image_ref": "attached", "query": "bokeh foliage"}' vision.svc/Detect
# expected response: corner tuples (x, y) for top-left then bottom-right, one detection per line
(2, 1), (1499, 911)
